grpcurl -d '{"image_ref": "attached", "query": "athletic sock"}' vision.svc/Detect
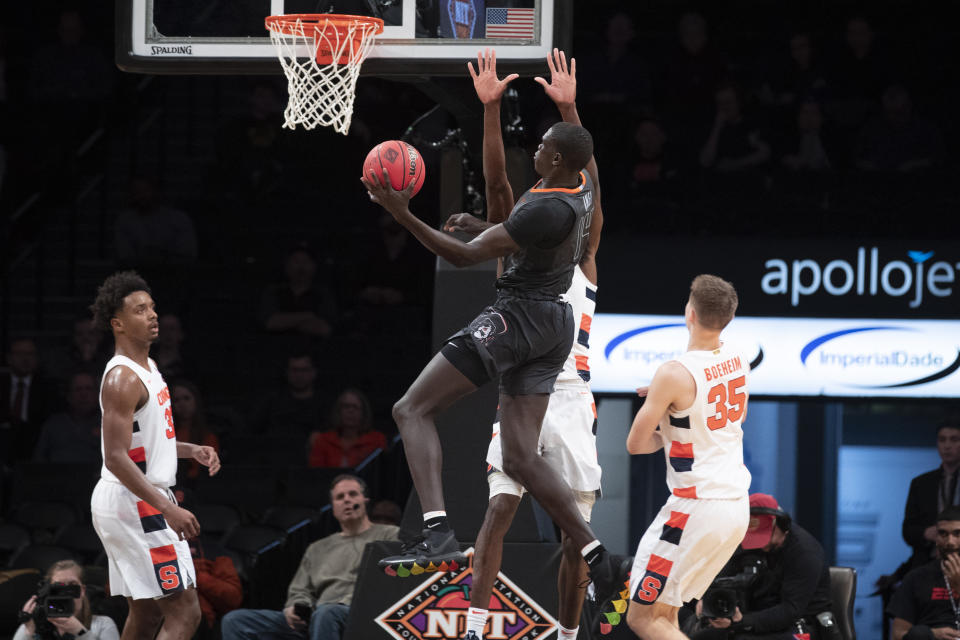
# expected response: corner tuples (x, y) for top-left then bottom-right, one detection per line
(581, 540), (605, 567)
(424, 511), (450, 533)
(558, 625), (579, 639)
(466, 607), (488, 638)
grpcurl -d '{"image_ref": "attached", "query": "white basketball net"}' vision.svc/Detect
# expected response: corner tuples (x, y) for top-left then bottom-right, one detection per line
(267, 16), (381, 135)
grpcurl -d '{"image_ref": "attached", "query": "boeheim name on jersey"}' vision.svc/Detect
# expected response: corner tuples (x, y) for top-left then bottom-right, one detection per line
(660, 345), (751, 500)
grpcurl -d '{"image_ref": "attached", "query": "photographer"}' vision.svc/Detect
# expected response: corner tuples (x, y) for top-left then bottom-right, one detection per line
(888, 506), (960, 640)
(691, 493), (835, 640)
(15, 560), (119, 640)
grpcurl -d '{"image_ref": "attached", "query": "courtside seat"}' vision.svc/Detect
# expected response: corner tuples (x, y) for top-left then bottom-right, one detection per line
(11, 462), (100, 512)
(283, 467), (353, 510)
(194, 465), (280, 522)
(12, 501), (78, 544)
(54, 523), (105, 566)
(9, 544), (76, 573)
(829, 565), (857, 640)
(0, 522), (31, 567)
(193, 503), (241, 543)
(222, 435), (306, 467)
(222, 524), (288, 609)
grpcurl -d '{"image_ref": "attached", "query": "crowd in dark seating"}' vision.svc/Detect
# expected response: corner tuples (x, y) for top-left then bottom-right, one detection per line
(1, 1), (959, 638)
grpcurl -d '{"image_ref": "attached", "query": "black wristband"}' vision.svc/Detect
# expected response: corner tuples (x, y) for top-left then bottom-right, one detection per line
(76, 627), (87, 636)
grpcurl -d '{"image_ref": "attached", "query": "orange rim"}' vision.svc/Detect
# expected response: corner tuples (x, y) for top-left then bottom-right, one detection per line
(265, 13), (384, 38)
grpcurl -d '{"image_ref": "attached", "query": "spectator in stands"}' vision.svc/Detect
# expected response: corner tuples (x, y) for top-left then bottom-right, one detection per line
(370, 499), (403, 526)
(826, 15), (892, 159)
(153, 314), (192, 381)
(659, 11), (729, 143)
(254, 353), (326, 439)
(221, 474), (398, 640)
(630, 117), (682, 191)
(888, 506), (960, 640)
(781, 99), (834, 172)
(855, 84), (944, 173)
(25, 9), (113, 186)
(171, 381), (219, 481)
(260, 244), (338, 342)
(15, 559), (120, 640)
(44, 317), (111, 392)
(358, 214), (431, 310)
(578, 12), (652, 110)
(902, 421), (960, 570)
(174, 489), (243, 632)
(114, 177), (198, 267)
(0, 30), (7, 198)
(1, 337), (55, 468)
(699, 83), (771, 173)
(758, 31), (829, 110)
(308, 389), (386, 468)
(215, 81), (288, 202)
(830, 16), (890, 114)
(33, 371), (101, 463)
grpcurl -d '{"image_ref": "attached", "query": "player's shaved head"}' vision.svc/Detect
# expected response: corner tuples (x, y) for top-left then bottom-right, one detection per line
(690, 274), (738, 330)
(548, 121), (594, 172)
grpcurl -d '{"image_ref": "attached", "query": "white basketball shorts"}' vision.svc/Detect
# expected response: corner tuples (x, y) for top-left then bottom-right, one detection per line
(629, 494), (749, 608)
(91, 479), (196, 600)
(486, 384), (602, 497)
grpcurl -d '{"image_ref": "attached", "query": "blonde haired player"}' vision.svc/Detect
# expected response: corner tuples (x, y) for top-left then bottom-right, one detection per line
(89, 271), (220, 640)
(625, 274), (751, 640)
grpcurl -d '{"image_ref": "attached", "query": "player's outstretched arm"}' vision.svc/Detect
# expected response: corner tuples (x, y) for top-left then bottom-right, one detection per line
(469, 48), (517, 225)
(363, 170), (520, 267)
(626, 362), (691, 454)
(535, 49), (603, 283)
(101, 367), (200, 539)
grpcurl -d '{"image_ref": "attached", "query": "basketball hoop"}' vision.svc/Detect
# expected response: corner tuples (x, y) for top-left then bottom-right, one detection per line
(265, 14), (384, 134)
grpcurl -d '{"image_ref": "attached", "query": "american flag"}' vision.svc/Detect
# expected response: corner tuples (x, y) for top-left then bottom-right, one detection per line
(485, 8), (535, 39)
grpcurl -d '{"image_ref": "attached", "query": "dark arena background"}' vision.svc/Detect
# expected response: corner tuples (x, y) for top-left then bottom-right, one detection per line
(1, 1), (959, 639)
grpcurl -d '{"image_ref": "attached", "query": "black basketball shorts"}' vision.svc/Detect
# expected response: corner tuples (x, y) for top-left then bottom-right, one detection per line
(441, 296), (574, 395)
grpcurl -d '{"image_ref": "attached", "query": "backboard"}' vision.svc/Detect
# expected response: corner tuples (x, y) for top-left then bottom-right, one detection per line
(116, 0), (571, 76)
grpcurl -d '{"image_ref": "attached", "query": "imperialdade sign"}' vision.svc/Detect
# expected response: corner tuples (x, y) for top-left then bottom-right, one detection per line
(590, 314), (960, 398)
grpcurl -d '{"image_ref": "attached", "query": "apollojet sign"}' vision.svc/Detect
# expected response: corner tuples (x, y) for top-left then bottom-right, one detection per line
(760, 246), (960, 309)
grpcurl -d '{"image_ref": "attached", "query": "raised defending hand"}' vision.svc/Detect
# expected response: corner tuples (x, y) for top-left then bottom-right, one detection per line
(362, 168), (415, 219)
(534, 48), (576, 107)
(468, 48), (519, 105)
(193, 445), (221, 476)
(443, 213), (491, 235)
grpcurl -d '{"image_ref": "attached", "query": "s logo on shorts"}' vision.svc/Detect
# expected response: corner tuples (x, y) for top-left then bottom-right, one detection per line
(471, 312), (507, 346)
(633, 554), (673, 605)
(149, 545), (184, 593)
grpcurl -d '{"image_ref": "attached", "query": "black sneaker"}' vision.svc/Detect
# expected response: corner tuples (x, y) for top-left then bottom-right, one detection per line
(461, 632), (480, 640)
(378, 528), (467, 577)
(589, 552), (633, 634)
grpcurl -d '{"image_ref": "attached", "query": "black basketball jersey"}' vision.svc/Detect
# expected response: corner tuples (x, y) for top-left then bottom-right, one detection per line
(497, 171), (595, 300)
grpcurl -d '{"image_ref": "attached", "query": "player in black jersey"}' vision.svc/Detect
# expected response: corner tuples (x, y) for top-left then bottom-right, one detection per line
(361, 49), (629, 610)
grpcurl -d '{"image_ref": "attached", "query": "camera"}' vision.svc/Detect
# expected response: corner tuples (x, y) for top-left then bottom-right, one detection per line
(17, 580), (82, 638)
(700, 554), (767, 619)
(700, 573), (757, 619)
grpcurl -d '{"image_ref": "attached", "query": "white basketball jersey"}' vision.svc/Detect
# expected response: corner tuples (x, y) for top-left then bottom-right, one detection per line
(659, 345), (751, 500)
(99, 355), (178, 487)
(556, 265), (597, 388)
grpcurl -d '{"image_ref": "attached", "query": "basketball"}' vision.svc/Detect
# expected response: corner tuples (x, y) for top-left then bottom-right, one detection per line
(363, 140), (426, 197)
